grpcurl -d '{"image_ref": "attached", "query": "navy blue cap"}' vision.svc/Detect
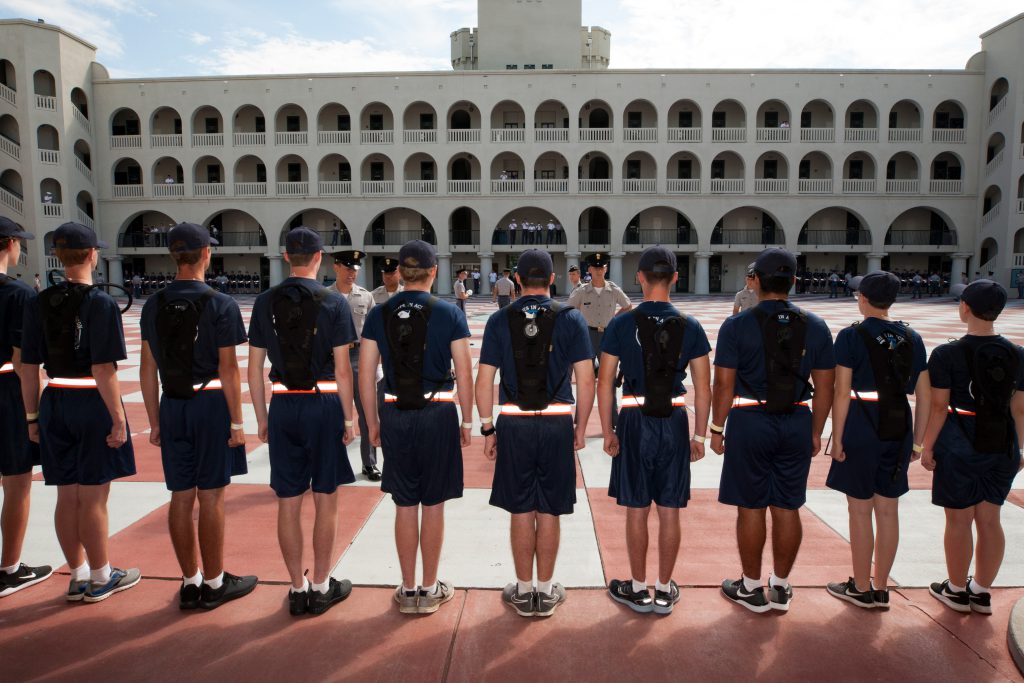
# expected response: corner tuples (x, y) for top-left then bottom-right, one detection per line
(957, 279), (1007, 317)
(332, 249), (364, 269)
(380, 257), (399, 273)
(852, 271), (900, 306)
(587, 252), (609, 268)
(284, 227), (324, 255)
(746, 261), (757, 276)
(398, 240), (437, 269)
(168, 222), (217, 253)
(516, 249), (553, 280)
(568, 264), (580, 273)
(638, 246), (676, 274)
(753, 247), (797, 277)
(53, 222), (107, 250)
(0, 216), (34, 240)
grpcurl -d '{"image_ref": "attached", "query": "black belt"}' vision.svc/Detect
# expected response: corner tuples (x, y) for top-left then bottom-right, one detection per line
(588, 326), (606, 333)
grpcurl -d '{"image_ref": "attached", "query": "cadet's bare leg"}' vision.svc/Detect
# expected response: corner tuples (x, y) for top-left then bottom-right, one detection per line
(943, 506), (974, 587)
(510, 512), (537, 583)
(972, 502), (1005, 588)
(311, 491), (338, 585)
(277, 494), (305, 589)
(535, 513), (560, 583)
(736, 506), (767, 579)
(394, 505), (420, 589)
(626, 506), (650, 583)
(769, 506), (802, 578)
(656, 505), (681, 585)
(419, 503), (445, 587)
(0, 473), (32, 568)
(168, 489), (199, 578)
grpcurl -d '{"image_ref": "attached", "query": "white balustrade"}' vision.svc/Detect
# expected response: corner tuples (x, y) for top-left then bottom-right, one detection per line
(754, 178), (789, 193)
(844, 128), (878, 142)
(491, 179), (525, 194)
(578, 179), (611, 193)
(491, 129), (524, 143)
(318, 181), (352, 196)
(41, 202), (63, 217)
(151, 134), (182, 147)
(988, 96), (1007, 124)
(931, 129), (965, 143)
(404, 130), (437, 143)
(318, 130), (351, 144)
(711, 127), (746, 143)
(233, 132), (266, 146)
(360, 130), (394, 144)
(153, 184), (184, 197)
(72, 106), (90, 131)
(0, 136), (19, 160)
(623, 128), (657, 142)
(234, 182), (267, 197)
(0, 186), (22, 214)
(533, 179), (568, 193)
(800, 127), (835, 142)
(192, 133), (224, 147)
(112, 184), (143, 199)
(404, 180), (437, 194)
(74, 156), (92, 181)
(0, 82), (15, 106)
(448, 129), (482, 143)
(448, 180), (481, 194)
(888, 128), (922, 143)
(275, 131), (308, 145)
(667, 178), (700, 193)
(929, 179), (963, 194)
(276, 181), (309, 196)
(534, 128), (569, 142)
(1018, 198), (1024, 214)
(885, 179), (919, 194)
(987, 150), (1005, 172)
(361, 180), (394, 195)
(622, 178), (656, 193)
(667, 127), (701, 143)
(35, 94), (56, 111)
(756, 127), (790, 142)
(38, 149), (60, 164)
(842, 179), (876, 194)
(710, 178), (744, 193)
(798, 178), (833, 194)
(578, 128), (612, 142)
(76, 209), (94, 229)
(193, 182), (226, 197)
(110, 135), (142, 149)
(982, 204), (1001, 226)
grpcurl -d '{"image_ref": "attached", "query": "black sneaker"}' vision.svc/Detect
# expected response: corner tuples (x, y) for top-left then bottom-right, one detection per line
(608, 579), (653, 613)
(966, 581), (992, 615)
(0, 563), (53, 598)
(653, 581), (681, 616)
(289, 587), (309, 616)
(826, 578), (874, 609)
(768, 582), (793, 612)
(179, 582), (201, 610)
(199, 572), (258, 610)
(871, 586), (891, 610)
(929, 580), (970, 613)
(721, 578), (770, 613)
(501, 583), (535, 617)
(362, 465), (382, 482)
(307, 578), (353, 616)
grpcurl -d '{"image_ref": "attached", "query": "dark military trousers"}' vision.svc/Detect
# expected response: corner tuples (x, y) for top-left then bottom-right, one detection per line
(351, 345), (376, 468)
(587, 327), (617, 429)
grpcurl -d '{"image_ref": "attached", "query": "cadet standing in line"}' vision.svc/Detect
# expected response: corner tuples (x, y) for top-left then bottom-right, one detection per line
(710, 248), (836, 614)
(371, 257), (404, 305)
(825, 272), (930, 609)
(475, 249), (594, 618)
(732, 263), (758, 316)
(247, 227), (357, 617)
(454, 268), (470, 316)
(0, 217), (52, 598)
(139, 223), (257, 610)
(920, 280), (1024, 614)
(599, 247), (712, 616)
(566, 265), (583, 294)
(493, 269), (516, 309)
(359, 240), (473, 616)
(20, 222), (141, 603)
(331, 250), (381, 481)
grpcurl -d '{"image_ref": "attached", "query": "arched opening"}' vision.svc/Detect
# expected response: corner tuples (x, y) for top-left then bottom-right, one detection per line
(668, 99), (702, 141)
(844, 100), (878, 140)
(493, 207), (566, 247)
(623, 99), (657, 141)
(317, 153), (352, 195)
(888, 99), (921, 131)
(447, 153), (481, 193)
(756, 99), (791, 141)
(281, 209), (351, 248)
(448, 101), (480, 130)
(534, 99), (569, 135)
(885, 207), (958, 247)
(276, 154), (309, 195)
(933, 100), (965, 142)
(979, 238), (998, 270)
(192, 155), (225, 193)
(152, 157), (183, 195)
(798, 207), (870, 246)
(533, 152), (568, 192)
(450, 207), (480, 246)
(111, 107), (141, 137)
(403, 152), (437, 194)
(667, 152), (701, 192)
(360, 102), (395, 143)
(579, 207), (611, 246)
(36, 124), (59, 155)
(754, 151), (789, 193)
(70, 87), (88, 119)
(317, 103), (351, 143)
(990, 77), (1009, 111)
(987, 132), (1006, 164)
(490, 100), (526, 142)
(798, 151), (833, 193)
(403, 101), (437, 142)
(579, 100), (612, 130)
(112, 158), (142, 197)
(150, 106), (183, 145)
(622, 151), (656, 192)
(364, 208), (434, 247)
(75, 191), (94, 224)
(39, 178), (62, 205)
(119, 211), (177, 248)
(1014, 228), (1024, 253)
(360, 153), (394, 194)
(982, 185), (1002, 217)
(0, 114), (19, 146)
(32, 69), (55, 97)
(712, 99), (746, 141)
(491, 152), (526, 192)
(0, 168), (23, 198)
(843, 151), (877, 193)
(206, 209), (267, 248)
(885, 151), (920, 193)
(191, 105), (224, 143)
(232, 104), (266, 143)
(275, 103), (308, 143)
(624, 207), (696, 247)
(930, 152), (963, 192)
(710, 151), (744, 193)
(712, 207), (784, 246)
(0, 59), (15, 93)
(233, 155), (267, 195)
(799, 99), (835, 141)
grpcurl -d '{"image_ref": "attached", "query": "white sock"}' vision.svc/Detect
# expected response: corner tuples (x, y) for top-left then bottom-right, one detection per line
(71, 563), (90, 582)
(204, 572), (224, 590)
(291, 577), (309, 594)
(769, 573), (790, 589)
(632, 579), (647, 593)
(968, 578), (989, 595)
(422, 582), (438, 595)
(947, 580), (966, 594)
(517, 580), (533, 595)
(311, 579), (330, 595)
(742, 575), (761, 592)
(537, 580), (553, 596)
(0, 561), (19, 574)
(90, 563), (111, 584)
(183, 571), (203, 587)
(655, 581), (671, 593)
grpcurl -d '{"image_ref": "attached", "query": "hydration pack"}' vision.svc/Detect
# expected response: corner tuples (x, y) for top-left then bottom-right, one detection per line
(631, 310), (687, 418)
(854, 323), (913, 441)
(956, 338), (1019, 454)
(38, 282), (92, 378)
(155, 288), (216, 399)
(384, 296), (451, 410)
(506, 299), (571, 411)
(270, 283), (327, 391)
(745, 305), (812, 414)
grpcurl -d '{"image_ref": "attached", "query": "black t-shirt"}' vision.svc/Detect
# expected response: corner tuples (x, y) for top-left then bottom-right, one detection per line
(0, 275), (35, 365)
(21, 285), (127, 375)
(928, 335), (1024, 411)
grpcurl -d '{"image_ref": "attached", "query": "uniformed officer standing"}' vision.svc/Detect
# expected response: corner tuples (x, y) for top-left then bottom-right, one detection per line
(371, 257), (404, 306)
(0, 217), (52, 598)
(567, 265), (583, 294)
(732, 263), (758, 315)
(710, 247), (836, 614)
(331, 249), (381, 481)
(139, 222), (257, 610)
(475, 249), (594, 618)
(454, 268), (469, 316)
(493, 269), (516, 309)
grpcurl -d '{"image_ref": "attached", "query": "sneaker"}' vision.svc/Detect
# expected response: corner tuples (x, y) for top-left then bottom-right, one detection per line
(720, 578), (770, 614)
(501, 583), (536, 617)
(83, 567), (142, 603)
(307, 578), (352, 616)
(826, 578), (874, 609)
(418, 580), (455, 614)
(608, 579), (653, 614)
(872, 587), (891, 610)
(768, 582), (793, 612)
(66, 578), (89, 602)
(362, 465), (382, 482)
(653, 581), (681, 616)
(199, 573), (258, 610)
(535, 583), (566, 617)
(0, 563), (53, 598)
(929, 580), (971, 613)
(289, 587), (309, 616)
(966, 581), (992, 615)
(394, 586), (419, 614)
(179, 582), (202, 610)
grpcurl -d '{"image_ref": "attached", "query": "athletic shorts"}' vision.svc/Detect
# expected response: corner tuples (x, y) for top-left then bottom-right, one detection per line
(490, 414), (576, 515)
(0, 372), (38, 476)
(610, 406), (691, 508)
(39, 387), (136, 486)
(268, 392), (355, 498)
(826, 401), (912, 500)
(932, 416), (1021, 509)
(159, 389), (248, 492)
(718, 406), (813, 510)
(380, 401), (463, 507)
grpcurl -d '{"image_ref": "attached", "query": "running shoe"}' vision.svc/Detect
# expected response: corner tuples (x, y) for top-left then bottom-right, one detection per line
(199, 573), (258, 610)
(502, 583), (535, 617)
(966, 580), (992, 615)
(929, 580), (970, 613)
(720, 578), (770, 614)
(289, 586), (309, 616)
(607, 579), (653, 614)
(307, 578), (352, 616)
(179, 582), (201, 610)
(0, 563), (53, 598)
(83, 567), (141, 603)
(535, 583), (566, 617)
(768, 582), (793, 612)
(826, 578), (874, 609)
(395, 586), (419, 614)
(418, 580), (455, 614)
(653, 581), (681, 616)
(66, 578), (89, 602)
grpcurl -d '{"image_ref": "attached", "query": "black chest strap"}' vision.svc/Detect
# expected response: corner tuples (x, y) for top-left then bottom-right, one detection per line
(852, 322), (913, 442)
(629, 310), (687, 418)
(154, 287), (217, 399)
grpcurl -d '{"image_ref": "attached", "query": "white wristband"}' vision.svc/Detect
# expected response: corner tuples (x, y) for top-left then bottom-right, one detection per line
(480, 416), (493, 425)
(461, 422), (473, 430)
(230, 423), (244, 431)
(26, 412), (40, 421)
(692, 434), (707, 444)
(912, 443), (924, 454)
(344, 420), (354, 428)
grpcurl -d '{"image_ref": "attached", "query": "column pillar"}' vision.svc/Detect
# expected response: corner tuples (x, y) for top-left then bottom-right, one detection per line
(105, 255), (124, 291)
(479, 253), (493, 295)
(356, 263), (369, 290)
(565, 251), (581, 272)
(866, 253), (886, 274)
(268, 255), (284, 287)
(609, 251), (625, 286)
(694, 251), (713, 295)
(951, 253), (972, 286)
(437, 253), (452, 295)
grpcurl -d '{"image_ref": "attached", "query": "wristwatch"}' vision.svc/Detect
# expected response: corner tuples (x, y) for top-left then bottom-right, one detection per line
(480, 425), (496, 437)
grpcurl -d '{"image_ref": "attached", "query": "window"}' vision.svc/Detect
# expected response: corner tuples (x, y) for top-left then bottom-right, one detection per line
(254, 116), (265, 133)
(848, 159), (863, 180)
(286, 115), (300, 133)
(290, 214), (303, 229)
(712, 111), (726, 128)
(337, 114), (350, 131)
(627, 111), (642, 128)
(369, 114), (383, 131)
(886, 160), (896, 179)
(711, 160), (725, 179)
(800, 111), (812, 128)
(888, 111), (898, 128)
(626, 159), (641, 179)
(764, 111), (779, 128)
(206, 164), (220, 183)
(506, 64), (518, 70)
(677, 159), (692, 179)
(799, 160), (810, 179)
(849, 111), (864, 129)
(540, 170), (554, 179)
(256, 163), (266, 183)
(286, 163), (301, 182)
(338, 162), (350, 181)
(763, 159), (778, 180)
(524, 64), (536, 70)
(542, 64), (553, 70)
(205, 117), (219, 134)
(419, 113), (434, 130)
(420, 161), (434, 181)
(370, 161), (384, 181)
(934, 160), (948, 180)
(678, 111), (693, 128)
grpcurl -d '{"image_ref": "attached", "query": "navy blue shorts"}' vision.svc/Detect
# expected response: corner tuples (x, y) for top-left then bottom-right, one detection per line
(381, 401), (463, 507)
(932, 417), (1021, 509)
(39, 387), (136, 486)
(826, 401), (912, 500)
(268, 392), (355, 498)
(610, 406), (691, 508)
(490, 414), (576, 515)
(0, 372), (38, 476)
(718, 406), (813, 510)
(159, 389), (248, 492)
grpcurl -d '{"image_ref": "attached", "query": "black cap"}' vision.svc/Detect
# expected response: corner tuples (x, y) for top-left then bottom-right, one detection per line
(332, 249), (364, 269)
(456, 268), (468, 275)
(0, 216), (34, 240)
(53, 222), (107, 250)
(746, 261), (757, 276)
(380, 257), (399, 273)
(284, 227), (324, 255)
(587, 252), (609, 268)
(516, 249), (553, 280)
(852, 271), (900, 306)
(957, 279), (1007, 318)
(753, 247), (797, 277)
(568, 265), (580, 273)
(638, 246), (676, 274)
(168, 222), (217, 253)
(398, 240), (437, 269)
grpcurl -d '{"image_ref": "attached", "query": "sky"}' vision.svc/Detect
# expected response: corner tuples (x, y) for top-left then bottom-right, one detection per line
(2, 0), (1021, 79)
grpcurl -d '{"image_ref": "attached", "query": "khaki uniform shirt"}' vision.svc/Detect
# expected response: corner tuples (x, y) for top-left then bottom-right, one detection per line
(371, 284), (404, 306)
(454, 280), (467, 298)
(494, 277), (515, 297)
(733, 287), (758, 313)
(567, 280), (631, 330)
(334, 283), (374, 337)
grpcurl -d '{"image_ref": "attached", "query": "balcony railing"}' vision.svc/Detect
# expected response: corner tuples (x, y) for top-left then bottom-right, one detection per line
(579, 230), (610, 246)
(1016, 254), (1024, 268)
(112, 184), (144, 199)
(74, 156), (93, 182)
(579, 128), (612, 143)
(404, 130), (437, 144)
(491, 179), (525, 194)
(448, 129), (481, 143)
(710, 178), (744, 193)
(361, 180), (394, 195)
(798, 229), (872, 246)
(624, 128), (657, 142)
(405, 180), (437, 194)
(578, 179), (611, 193)
(234, 182), (267, 197)
(111, 134), (142, 149)
(667, 178), (700, 193)
(982, 204), (1000, 226)
(194, 182), (226, 197)
(754, 178), (788, 194)
(448, 179), (481, 194)
(624, 228), (696, 246)
(72, 106), (90, 131)
(318, 181), (352, 196)
(0, 186), (22, 214)
(76, 209), (94, 229)
(712, 127), (746, 142)
(886, 230), (957, 247)
(0, 82), (15, 106)
(0, 135), (19, 160)
(713, 229), (782, 246)
(756, 127), (790, 142)
(38, 149), (60, 164)
(217, 231), (267, 248)
(800, 127), (835, 142)
(35, 94), (56, 111)
(233, 132), (266, 146)
(360, 130), (394, 144)
(119, 233), (167, 248)
(989, 96), (1008, 124)
(492, 129), (524, 143)
(192, 133), (224, 147)
(987, 150), (1005, 172)
(667, 127), (701, 143)
(842, 179), (876, 194)
(367, 229), (435, 247)
(151, 134), (183, 147)
(888, 128), (922, 143)
(533, 179), (568, 193)
(534, 128), (569, 142)
(275, 131), (308, 145)
(623, 178), (656, 193)
(844, 128), (878, 142)
(153, 184), (184, 197)
(450, 230), (480, 246)
(277, 181), (309, 196)
(1018, 198), (1024, 214)
(929, 179), (963, 194)
(885, 179), (919, 194)
(318, 130), (351, 144)
(798, 178), (833, 194)
(932, 128), (965, 143)
(41, 202), (62, 217)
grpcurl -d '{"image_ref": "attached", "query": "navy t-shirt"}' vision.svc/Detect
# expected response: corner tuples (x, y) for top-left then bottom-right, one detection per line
(928, 335), (1024, 411)
(140, 281), (247, 383)
(834, 318), (927, 394)
(479, 295), (592, 405)
(601, 301), (711, 396)
(714, 300), (835, 402)
(0, 275), (35, 364)
(248, 277), (357, 382)
(21, 284), (128, 375)
(362, 290), (470, 394)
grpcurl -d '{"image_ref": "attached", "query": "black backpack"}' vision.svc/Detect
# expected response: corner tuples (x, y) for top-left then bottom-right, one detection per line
(270, 282), (327, 391)
(630, 310), (687, 418)
(154, 288), (216, 399)
(956, 338), (1020, 454)
(853, 323), (914, 441)
(384, 296), (452, 410)
(741, 304), (813, 414)
(505, 299), (573, 411)
(38, 282), (93, 378)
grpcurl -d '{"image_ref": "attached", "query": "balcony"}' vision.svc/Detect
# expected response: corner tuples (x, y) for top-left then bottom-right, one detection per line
(988, 96), (1008, 124)
(234, 182), (267, 197)
(0, 185), (21, 213)
(112, 184), (143, 199)
(533, 179), (567, 194)
(318, 130), (351, 144)
(277, 181), (309, 196)
(318, 181), (352, 197)
(756, 127), (790, 143)
(153, 184), (184, 198)
(72, 107), (90, 131)
(712, 127), (745, 143)
(667, 179), (700, 194)
(0, 136), (19, 160)
(192, 133), (224, 147)
(624, 228), (696, 247)
(193, 182), (226, 197)
(448, 129), (481, 143)
(275, 131), (308, 145)
(987, 150), (1005, 173)
(623, 178), (656, 193)
(35, 94), (56, 111)
(119, 233), (167, 248)
(360, 130), (394, 144)
(668, 127), (701, 143)
(361, 180), (394, 195)
(74, 157), (92, 182)
(492, 129), (524, 143)
(798, 179), (833, 194)
(888, 128), (922, 143)
(404, 130), (437, 144)
(448, 180), (481, 194)
(368, 229), (434, 247)
(578, 179), (611, 193)
(842, 179), (876, 194)
(217, 232), (267, 248)
(491, 179), (525, 194)
(0, 82), (14, 106)
(623, 128), (657, 142)
(844, 128), (878, 142)
(929, 179), (963, 194)
(38, 149), (59, 165)
(800, 128), (835, 143)
(710, 178), (744, 194)
(713, 229), (783, 246)
(404, 180), (437, 195)
(798, 229), (871, 247)
(233, 132), (266, 146)
(41, 202), (62, 217)
(110, 135), (142, 149)
(579, 230), (610, 246)
(754, 179), (788, 194)
(450, 230), (480, 247)
(535, 128), (569, 142)
(982, 204), (1001, 226)
(76, 210), (94, 229)
(1016, 254), (1024, 268)
(1018, 198), (1024, 214)
(151, 134), (183, 148)
(885, 179), (919, 194)
(579, 128), (612, 143)
(932, 129), (965, 143)
(886, 230), (957, 247)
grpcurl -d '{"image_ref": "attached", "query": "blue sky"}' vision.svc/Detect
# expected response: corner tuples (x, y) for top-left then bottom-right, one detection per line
(2, 0), (1021, 78)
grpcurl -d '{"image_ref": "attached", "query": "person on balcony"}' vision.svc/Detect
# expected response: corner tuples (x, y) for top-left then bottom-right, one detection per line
(42, 191), (53, 204)
(508, 219), (517, 246)
(164, 175), (175, 185)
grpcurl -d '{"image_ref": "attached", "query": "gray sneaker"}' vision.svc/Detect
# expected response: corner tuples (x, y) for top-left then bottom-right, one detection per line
(83, 567), (142, 603)
(535, 583), (566, 617)
(66, 578), (89, 602)
(768, 582), (793, 612)
(502, 583), (535, 617)
(394, 586), (418, 614)
(418, 580), (455, 614)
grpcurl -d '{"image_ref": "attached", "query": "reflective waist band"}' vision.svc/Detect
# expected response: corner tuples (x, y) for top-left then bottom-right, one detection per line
(949, 407), (976, 416)
(499, 403), (574, 416)
(0, 362), (13, 373)
(272, 382), (339, 394)
(193, 379), (222, 391)
(48, 377), (98, 389)
(384, 391), (456, 403)
(621, 395), (687, 408)
(733, 396), (809, 408)
(851, 391), (880, 401)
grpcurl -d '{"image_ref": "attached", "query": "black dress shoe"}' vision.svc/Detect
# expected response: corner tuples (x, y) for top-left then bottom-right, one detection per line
(363, 465), (382, 481)
(199, 572), (258, 610)
(179, 582), (201, 610)
(307, 578), (353, 616)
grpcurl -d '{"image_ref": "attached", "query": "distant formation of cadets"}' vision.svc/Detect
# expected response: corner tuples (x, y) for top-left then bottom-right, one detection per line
(1, 216), (1022, 624)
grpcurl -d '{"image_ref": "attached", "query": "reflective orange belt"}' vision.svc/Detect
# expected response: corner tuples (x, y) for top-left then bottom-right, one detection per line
(384, 391), (456, 403)
(949, 407), (976, 416)
(621, 395), (687, 408)
(733, 396), (809, 408)
(851, 391), (880, 401)
(193, 379), (222, 391)
(499, 403), (574, 416)
(48, 377), (98, 389)
(272, 381), (339, 394)
(0, 362), (13, 373)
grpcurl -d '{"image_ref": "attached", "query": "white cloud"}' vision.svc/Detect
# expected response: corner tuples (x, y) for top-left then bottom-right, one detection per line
(0, 0), (154, 59)
(188, 31), (211, 46)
